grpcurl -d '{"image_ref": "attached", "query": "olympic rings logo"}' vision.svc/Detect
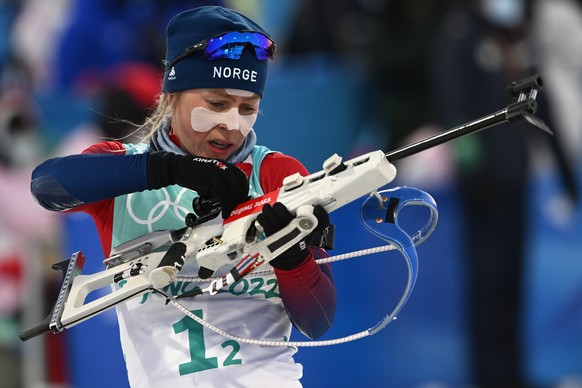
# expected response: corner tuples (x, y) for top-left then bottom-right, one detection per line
(126, 187), (193, 233)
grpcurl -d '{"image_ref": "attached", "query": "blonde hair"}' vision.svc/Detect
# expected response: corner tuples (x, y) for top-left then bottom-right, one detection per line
(136, 92), (178, 143)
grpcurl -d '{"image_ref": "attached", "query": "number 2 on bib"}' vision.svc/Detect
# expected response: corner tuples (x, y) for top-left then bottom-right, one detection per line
(173, 309), (242, 376)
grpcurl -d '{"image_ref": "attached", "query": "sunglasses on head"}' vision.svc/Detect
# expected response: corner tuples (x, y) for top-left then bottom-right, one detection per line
(166, 30), (276, 70)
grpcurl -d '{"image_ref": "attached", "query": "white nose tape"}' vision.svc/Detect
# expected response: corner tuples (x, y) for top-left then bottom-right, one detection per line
(190, 107), (257, 137)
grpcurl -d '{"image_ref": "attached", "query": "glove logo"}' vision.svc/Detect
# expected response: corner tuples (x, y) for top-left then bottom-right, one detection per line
(192, 157), (228, 170)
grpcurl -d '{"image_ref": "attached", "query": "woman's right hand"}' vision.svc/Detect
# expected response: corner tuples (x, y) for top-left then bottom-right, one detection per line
(147, 152), (249, 218)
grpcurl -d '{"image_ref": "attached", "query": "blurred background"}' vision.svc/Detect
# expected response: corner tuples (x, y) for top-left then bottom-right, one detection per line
(1, 0), (581, 387)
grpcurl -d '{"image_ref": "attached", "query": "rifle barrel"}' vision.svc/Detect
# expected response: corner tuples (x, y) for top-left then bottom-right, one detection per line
(385, 109), (508, 163)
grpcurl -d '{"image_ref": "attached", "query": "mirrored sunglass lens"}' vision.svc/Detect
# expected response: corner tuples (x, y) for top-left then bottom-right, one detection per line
(252, 47), (273, 60)
(206, 44), (244, 60)
(204, 32), (274, 60)
(251, 34), (275, 59)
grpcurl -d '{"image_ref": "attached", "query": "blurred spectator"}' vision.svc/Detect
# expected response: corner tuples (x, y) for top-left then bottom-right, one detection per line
(528, 0), (582, 227)
(52, 0), (224, 94)
(9, 0), (72, 92)
(360, 0), (453, 149)
(10, 0), (224, 94)
(530, 0), (582, 165)
(284, 0), (453, 155)
(425, 0), (576, 386)
(89, 61), (161, 142)
(0, 58), (58, 388)
(56, 61), (162, 154)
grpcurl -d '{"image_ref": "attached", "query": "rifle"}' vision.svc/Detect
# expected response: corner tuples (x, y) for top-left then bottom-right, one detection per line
(20, 75), (550, 342)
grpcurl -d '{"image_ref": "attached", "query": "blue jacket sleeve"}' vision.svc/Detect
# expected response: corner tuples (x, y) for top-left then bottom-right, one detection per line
(31, 153), (150, 211)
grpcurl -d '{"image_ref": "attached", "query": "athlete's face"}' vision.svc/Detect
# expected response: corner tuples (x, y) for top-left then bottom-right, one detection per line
(169, 89), (260, 160)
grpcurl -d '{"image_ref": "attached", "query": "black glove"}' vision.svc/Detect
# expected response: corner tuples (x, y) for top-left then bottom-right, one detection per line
(256, 202), (330, 270)
(147, 152), (249, 218)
